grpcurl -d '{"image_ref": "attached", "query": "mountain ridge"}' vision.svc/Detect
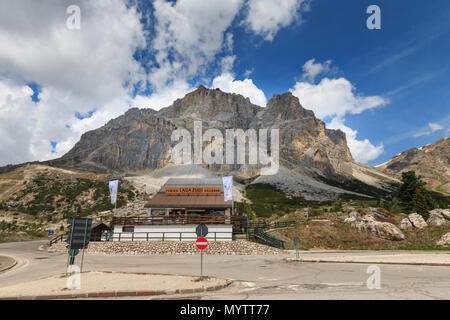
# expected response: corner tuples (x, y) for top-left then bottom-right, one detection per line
(0, 86), (418, 200)
(377, 138), (450, 194)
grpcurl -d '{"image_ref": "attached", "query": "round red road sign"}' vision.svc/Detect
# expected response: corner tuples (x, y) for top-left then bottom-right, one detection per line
(195, 237), (208, 250)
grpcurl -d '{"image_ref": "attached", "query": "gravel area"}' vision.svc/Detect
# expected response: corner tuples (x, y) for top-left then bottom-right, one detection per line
(0, 271), (228, 298)
(49, 240), (285, 255)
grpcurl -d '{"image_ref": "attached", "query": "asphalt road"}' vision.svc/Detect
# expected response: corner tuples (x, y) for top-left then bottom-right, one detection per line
(0, 240), (449, 299)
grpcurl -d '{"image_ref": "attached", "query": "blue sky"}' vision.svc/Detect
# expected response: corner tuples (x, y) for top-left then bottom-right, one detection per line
(134, 0), (450, 165)
(0, 0), (448, 166)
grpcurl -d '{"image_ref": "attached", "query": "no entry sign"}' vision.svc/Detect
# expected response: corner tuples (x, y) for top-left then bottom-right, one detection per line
(195, 237), (208, 250)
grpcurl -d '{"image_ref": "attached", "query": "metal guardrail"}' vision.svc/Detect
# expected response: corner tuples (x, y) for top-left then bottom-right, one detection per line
(48, 234), (64, 247)
(246, 221), (296, 249)
(253, 227), (285, 249)
(247, 220), (296, 232)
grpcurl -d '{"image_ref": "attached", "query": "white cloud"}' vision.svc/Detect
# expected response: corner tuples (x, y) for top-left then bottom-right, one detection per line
(244, 0), (310, 41)
(413, 121), (446, 138)
(290, 59), (388, 163)
(0, 0), (146, 166)
(327, 117), (384, 163)
(428, 122), (444, 132)
(212, 73), (267, 106)
(301, 58), (332, 83)
(291, 77), (389, 119)
(132, 80), (194, 110)
(149, 0), (244, 92)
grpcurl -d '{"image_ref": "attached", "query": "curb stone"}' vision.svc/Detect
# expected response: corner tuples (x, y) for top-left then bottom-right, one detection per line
(0, 255), (18, 273)
(0, 279), (233, 300)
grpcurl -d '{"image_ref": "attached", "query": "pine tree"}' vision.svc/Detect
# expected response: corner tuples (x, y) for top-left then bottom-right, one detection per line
(397, 171), (433, 217)
(333, 199), (343, 212)
(390, 197), (401, 214)
(413, 189), (429, 217)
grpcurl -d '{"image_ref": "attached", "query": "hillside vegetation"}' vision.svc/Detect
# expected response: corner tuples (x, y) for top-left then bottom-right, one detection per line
(0, 165), (137, 241)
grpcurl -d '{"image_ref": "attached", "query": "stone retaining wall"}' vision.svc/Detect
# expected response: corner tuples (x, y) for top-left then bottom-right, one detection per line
(49, 240), (285, 255)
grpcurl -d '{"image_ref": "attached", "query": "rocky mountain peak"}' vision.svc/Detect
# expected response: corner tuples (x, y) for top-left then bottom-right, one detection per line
(263, 91), (315, 121)
(157, 86), (262, 129)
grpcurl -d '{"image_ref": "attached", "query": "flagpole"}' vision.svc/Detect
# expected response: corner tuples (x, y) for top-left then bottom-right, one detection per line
(231, 176), (234, 216)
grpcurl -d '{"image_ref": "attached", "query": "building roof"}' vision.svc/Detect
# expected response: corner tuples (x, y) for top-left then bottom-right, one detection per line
(90, 222), (110, 231)
(145, 178), (232, 209)
(145, 193), (232, 209)
(161, 178), (224, 192)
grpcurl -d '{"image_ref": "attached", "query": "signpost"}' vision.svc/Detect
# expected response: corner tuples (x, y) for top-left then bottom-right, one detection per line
(196, 237), (208, 278)
(65, 218), (92, 274)
(294, 237), (300, 259)
(196, 223), (208, 238)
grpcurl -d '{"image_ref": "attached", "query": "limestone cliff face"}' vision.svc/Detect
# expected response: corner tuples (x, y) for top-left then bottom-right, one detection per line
(377, 138), (450, 192)
(49, 86), (356, 180)
(52, 109), (175, 172)
(257, 92), (353, 178)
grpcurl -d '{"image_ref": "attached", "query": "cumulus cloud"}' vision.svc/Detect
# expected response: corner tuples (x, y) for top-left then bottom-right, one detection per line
(290, 59), (388, 163)
(129, 0), (245, 111)
(243, 0), (310, 41)
(0, 0), (146, 166)
(132, 79), (194, 110)
(301, 58), (332, 83)
(149, 0), (244, 91)
(327, 117), (384, 163)
(291, 77), (389, 119)
(212, 72), (267, 106)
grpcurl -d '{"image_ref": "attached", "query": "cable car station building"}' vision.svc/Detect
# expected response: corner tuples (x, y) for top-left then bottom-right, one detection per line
(111, 178), (246, 241)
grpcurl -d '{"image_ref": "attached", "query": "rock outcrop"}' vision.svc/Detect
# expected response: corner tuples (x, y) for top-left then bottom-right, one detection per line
(407, 213), (428, 229)
(431, 209), (450, 220)
(343, 209), (405, 241)
(437, 232), (450, 247)
(427, 211), (447, 227)
(399, 218), (413, 230)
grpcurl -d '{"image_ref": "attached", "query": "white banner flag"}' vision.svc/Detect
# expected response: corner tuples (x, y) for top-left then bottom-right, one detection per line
(109, 180), (119, 205)
(222, 176), (233, 202)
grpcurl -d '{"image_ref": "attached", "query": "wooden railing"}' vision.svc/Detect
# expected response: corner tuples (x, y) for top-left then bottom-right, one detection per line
(111, 215), (248, 227)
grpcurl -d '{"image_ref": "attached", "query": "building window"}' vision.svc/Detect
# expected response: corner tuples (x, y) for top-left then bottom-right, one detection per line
(122, 226), (134, 233)
(151, 208), (166, 216)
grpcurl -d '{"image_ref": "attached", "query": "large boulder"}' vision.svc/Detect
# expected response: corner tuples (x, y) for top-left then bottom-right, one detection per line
(399, 218), (413, 230)
(427, 211), (447, 227)
(430, 209), (450, 220)
(350, 216), (405, 241)
(437, 232), (450, 247)
(349, 211), (361, 219)
(408, 213), (428, 229)
(441, 209), (450, 220)
(365, 207), (390, 219)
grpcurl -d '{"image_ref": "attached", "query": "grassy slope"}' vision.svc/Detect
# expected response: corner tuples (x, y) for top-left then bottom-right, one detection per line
(277, 212), (450, 251)
(0, 165), (137, 242)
